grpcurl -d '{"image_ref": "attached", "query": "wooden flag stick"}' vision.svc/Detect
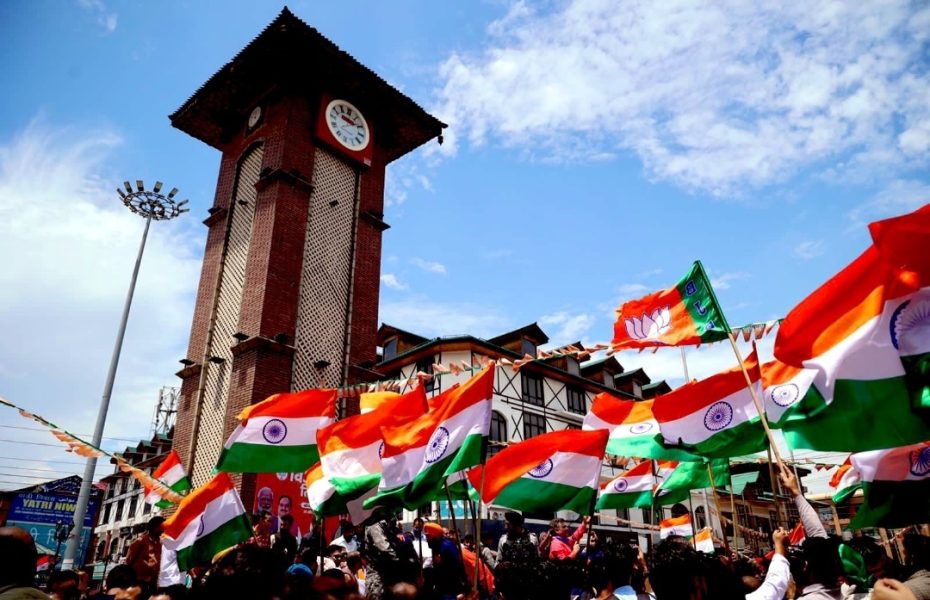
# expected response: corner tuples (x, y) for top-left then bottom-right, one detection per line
(473, 468), (486, 592)
(444, 481), (459, 539)
(687, 494), (698, 550)
(706, 462), (731, 555)
(680, 347), (690, 382)
(726, 333), (783, 465)
(730, 482), (740, 554)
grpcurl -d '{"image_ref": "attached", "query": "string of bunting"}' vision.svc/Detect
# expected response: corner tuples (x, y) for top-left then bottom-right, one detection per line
(0, 394), (184, 504)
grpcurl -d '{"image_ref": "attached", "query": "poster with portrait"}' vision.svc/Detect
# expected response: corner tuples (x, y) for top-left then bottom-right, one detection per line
(253, 471), (313, 537)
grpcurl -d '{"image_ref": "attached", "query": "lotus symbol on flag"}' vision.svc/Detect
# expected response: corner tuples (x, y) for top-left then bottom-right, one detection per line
(909, 446), (930, 477)
(425, 427), (450, 464)
(625, 307), (671, 341)
(528, 459), (554, 479)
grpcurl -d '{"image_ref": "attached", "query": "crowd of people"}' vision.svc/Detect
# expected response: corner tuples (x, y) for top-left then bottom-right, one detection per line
(1, 468), (929, 600)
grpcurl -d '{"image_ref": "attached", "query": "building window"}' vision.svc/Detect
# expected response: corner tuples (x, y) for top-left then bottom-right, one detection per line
(383, 338), (398, 361)
(523, 412), (546, 439)
(521, 338), (536, 357)
(116, 499), (125, 522)
(143, 501), (152, 515)
(603, 372), (615, 388)
(632, 381), (642, 398)
(417, 357), (436, 393)
(489, 411), (507, 457)
(695, 506), (706, 529)
(566, 386), (586, 414)
(103, 503), (112, 524)
(737, 503), (750, 526)
(128, 497), (138, 519)
(522, 373), (544, 406)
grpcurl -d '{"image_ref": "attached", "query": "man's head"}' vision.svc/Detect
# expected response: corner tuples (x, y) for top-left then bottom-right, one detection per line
(340, 520), (355, 540)
(588, 542), (637, 594)
(904, 532), (930, 570)
(280, 514), (294, 532)
(789, 537), (843, 590)
(413, 517), (424, 533)
(48, 569), (80, 600)
(278, 495), (292, 517)
(326, 544), (347, 565)
(649, 538), (710, 600)
(256, 487), (274, 512)
(147, 516), (166, 537)
(463, 534), (475, 550)
(504, 511), (525, 534)
(423, 522), (444, 541)
(0, 527), (38, 588)
(549, 517), (569, 537)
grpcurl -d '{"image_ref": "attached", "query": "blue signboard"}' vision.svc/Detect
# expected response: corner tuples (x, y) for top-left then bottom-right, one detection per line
(8, 493), (98, 527)
(6, 480), (100, 567)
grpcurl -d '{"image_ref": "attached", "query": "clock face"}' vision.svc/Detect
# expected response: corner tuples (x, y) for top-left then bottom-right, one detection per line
(248, 106), (262, 129)
(325, 99), (370, 151)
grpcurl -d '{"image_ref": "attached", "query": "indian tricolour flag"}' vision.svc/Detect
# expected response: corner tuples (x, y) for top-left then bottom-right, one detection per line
(652, 350), (767, 458)
(364, 365), (495, 510)
(830, 441), (930, 528)
(468, 428), (609, 514)
(161, 473), (252, 572)
(318, 386), (428, 498)
(694, 528), (714, 554)
(760, 359), (822, 427)
(216, 388), (336, 473)
(611, 261), (730, 351)
(360, 391), (401, 414)
(596, 460), (654, 510)
(584, 394), (699, 461)
(774, 204), (930, 452)
(654, 459), (729, 506)
(660, 514), (693, 539)
(305, 463), (376, 524)
(144, 450), (192, 508)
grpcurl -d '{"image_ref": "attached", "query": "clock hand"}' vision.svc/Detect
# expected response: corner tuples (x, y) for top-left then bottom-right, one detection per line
(340, 115), (355, 125)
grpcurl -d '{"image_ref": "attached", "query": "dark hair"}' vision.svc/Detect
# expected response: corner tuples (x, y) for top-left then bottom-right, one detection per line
(106, 564), (138, 591)
(281, 514), (294, 525)
(588, 542), (637, 592)
(48, 569), (80, 590)
(495, 561), (546, 600)
(904, 532), (930, 570)
(147, 516), (166, 532)
(799, 537), (844, 588)
(203, 543), (287, 600)
(504, 511), (525, 527)
(0, 527), (38, 587)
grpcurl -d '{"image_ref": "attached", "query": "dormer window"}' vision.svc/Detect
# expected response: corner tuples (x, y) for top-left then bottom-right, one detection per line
(632, 381), (643, 398)
(521, 338), (536, 357)
(566, 357), (579, 376)
(603, 372), (615, 388)
(383, 338), (398, 361)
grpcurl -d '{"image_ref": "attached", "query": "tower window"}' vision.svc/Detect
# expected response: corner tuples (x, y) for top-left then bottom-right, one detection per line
(522, 373), (544, 406)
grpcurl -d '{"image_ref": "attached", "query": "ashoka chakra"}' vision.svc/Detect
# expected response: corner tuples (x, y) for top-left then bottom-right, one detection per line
(629, 422), (654, 434)
(262, 419), (288, 444)
(613, 478), (629, 493)
(704, 401), (733, 431)
(891, 296), (930, 355)
(425, 426), (450, 464)
(528, 458), (554, 479)
(769, 383), (800, 407)
(910, 446), (930, 477)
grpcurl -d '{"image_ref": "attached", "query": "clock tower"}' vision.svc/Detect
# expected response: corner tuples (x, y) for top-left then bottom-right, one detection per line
(170, 9), (445, 489)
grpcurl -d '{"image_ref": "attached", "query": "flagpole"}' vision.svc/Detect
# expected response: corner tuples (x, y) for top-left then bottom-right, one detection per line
(687, 494), (698, 550)
(730, 484), (740, 554)
(706, 463), (731, 555)
(444, 481), (459, 539)
(679, 347), (690, 382)
(473, 468), (485, 592)
(726, 334), (783, 465)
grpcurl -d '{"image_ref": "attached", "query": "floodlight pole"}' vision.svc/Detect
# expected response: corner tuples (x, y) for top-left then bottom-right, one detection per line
(62, 181), (188, 569)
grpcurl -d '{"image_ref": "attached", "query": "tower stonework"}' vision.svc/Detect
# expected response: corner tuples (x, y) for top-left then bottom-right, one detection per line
(170, 9), (444, 490)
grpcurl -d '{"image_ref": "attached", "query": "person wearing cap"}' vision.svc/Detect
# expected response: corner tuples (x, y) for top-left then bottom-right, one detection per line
(497, 511), (538, 562)
(424, 522), (467, 600)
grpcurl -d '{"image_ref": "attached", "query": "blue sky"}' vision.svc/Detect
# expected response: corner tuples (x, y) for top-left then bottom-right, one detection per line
(1, 1), (928, 489)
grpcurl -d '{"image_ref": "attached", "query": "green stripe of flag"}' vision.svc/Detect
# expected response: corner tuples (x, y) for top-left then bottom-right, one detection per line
(493, 478), (597, 515)
(175, 514), (252, 572)
(216, 443), (320, 474)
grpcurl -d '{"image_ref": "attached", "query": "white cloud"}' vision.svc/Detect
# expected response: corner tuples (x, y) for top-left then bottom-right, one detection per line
(432, 1), (930, 195)
(794, 240), (825, 260)
(380, 297), (511, 339)
(385, 158), (435, 208)
(847, 178), (930, 227)
(0, 120), (203, 472)
(411, 257), (447, 274)
(540, 311), (594, 345)
(380, 273), (408, 291)
(709, 272), (749, 291)
(77, 0), (118, 33)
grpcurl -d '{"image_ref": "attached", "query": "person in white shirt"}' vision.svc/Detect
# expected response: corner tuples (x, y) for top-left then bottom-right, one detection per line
(331, 520), (360, 553)
(406, 517), (433, 568)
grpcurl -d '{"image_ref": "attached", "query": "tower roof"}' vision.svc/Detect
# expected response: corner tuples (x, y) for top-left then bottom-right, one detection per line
(170, 7), (446, 162)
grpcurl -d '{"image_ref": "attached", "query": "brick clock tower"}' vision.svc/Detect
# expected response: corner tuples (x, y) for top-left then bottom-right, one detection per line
(169, 9), (444, 489)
